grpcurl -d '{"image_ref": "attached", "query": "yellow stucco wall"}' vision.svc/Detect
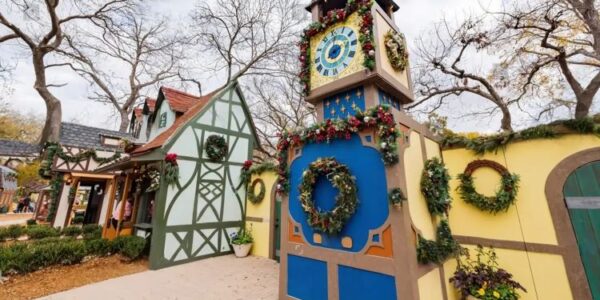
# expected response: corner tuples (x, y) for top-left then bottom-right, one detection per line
(418, 268), (445, 300)
(405, 132), (436, 239)
(245, 171), (278, 258)
(438, 134), (600, 300)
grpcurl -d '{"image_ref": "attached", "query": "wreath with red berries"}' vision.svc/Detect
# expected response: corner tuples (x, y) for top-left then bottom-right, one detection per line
(457, 160), (520, 214)
(299, 157), (358, 234)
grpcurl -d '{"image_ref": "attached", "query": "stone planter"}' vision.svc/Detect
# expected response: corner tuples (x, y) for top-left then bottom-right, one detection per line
(232, 243), (252, 257)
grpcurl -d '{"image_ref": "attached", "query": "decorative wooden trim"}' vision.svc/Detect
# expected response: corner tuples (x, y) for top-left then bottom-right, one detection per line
(453, 235), (563, 255)
(246, 216), (263, 223)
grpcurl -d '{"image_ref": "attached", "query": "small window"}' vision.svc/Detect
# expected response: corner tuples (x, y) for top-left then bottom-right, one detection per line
(158, 112), (167, 128)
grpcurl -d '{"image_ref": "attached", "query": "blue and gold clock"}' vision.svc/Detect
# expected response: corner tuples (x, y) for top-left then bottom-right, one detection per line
(314, 26), (358, 77)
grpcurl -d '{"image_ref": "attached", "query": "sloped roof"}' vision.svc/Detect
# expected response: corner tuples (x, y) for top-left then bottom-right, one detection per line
(60, 122), (132, 151)
(0, 140), (40, 157)
(161, 87), (203, 113)
(132, 90), (219, 155)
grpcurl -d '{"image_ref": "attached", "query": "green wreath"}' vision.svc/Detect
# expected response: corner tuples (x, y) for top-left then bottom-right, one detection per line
(457, 160), (520, 214)
(205, 135), (228, 162)
(384, 29), (409, 72)
(299, 158), (358, 234)
(248, 178), (266, 204)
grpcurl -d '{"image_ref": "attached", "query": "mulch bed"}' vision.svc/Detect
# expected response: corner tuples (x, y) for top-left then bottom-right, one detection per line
(0, 256), (148, 300)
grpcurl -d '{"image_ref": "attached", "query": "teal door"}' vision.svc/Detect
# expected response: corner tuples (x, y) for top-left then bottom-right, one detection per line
(564, 161), (600, 299)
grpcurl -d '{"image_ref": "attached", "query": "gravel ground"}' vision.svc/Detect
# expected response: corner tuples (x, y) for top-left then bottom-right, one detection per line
(40, 255), (279, 300)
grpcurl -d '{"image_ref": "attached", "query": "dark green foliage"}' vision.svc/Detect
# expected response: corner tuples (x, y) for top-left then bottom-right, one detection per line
(26, 219), (37, 226)
(6, 224), (24, 240)
(442, 118), (600, 154)
(82, 224), (103, 239)
(71, 215), (84, 224)
(420, 158), (452, 215)
(112, 236), (146, 260)
(0, 227), (8, 242)
(0, 239), (87, 274)
(26, 225), (60, 239)
(417, 220), (461, 265)
(457, 173), (520, 214)
(239, 161), (277, 187)
(84, 238), (113, 256)
(62, 226), (83, 237)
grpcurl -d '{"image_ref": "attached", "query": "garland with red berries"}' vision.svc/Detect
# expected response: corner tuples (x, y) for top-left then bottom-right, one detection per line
(276, 105), (400, 195)
(299, 0), (376, 96)
(164, 153), (179, 186)
(299, 157), (358, 234)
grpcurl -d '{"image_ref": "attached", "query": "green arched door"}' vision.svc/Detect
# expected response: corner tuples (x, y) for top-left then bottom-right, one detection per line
(564, 161), (600, 299)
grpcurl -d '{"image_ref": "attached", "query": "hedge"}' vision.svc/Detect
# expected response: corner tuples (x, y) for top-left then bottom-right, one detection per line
(0, 236), (147, 274)
(0, 224), (103, 242)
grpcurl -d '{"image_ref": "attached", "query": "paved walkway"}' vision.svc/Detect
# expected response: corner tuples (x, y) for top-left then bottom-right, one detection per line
(40, 255), (279, 300)
(0, 213), (33, 227)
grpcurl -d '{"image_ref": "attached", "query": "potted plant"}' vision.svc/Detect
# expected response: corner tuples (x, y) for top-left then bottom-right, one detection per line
(449, 246), (526, 300)
(230, 227), (253, 258)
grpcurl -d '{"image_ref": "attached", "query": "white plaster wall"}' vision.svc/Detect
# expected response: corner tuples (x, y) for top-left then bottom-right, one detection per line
(97, 180), (114, 227)
(52, 184), (72, 228)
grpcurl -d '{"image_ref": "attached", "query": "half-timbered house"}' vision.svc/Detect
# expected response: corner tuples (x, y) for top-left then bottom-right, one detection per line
(97, 80), (259, 269)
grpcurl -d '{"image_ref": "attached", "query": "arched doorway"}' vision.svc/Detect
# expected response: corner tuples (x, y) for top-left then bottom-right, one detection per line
(546, 147), (600, 300)
(564, 161), (600, 299)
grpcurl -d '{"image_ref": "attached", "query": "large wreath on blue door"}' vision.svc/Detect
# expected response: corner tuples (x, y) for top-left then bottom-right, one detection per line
(299, 157), (358, 234)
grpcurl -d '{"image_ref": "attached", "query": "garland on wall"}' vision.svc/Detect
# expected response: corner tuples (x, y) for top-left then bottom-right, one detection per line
(276, 105), (400, 195)
(240, 160), (278, 187)
(46, 174), (63, 222)
(205, 135), (228, 162)
(135, 168), (160, 193)
(164, 153), (179, 186)
(299, 0), (376, 96)
(457, 160), (520, 214)
(38, 142), (122, 179)
(299, 157), (358, 234)
(420, 158), (452, 216)
(247, 178), (266, 204)
(384, 29), (409, 72)
(442, 117), (600, 154)
(417, 157), (460, 264)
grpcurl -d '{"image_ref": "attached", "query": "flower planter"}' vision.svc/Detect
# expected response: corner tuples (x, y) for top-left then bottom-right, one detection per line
(232, 243), (252, 257)
(466, 295), (481, 300)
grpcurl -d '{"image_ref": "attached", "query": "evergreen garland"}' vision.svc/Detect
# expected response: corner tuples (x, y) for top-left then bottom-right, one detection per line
(164, 153), (179, 186)
(247, 178), (266, 204)
(276, 105), (400, 195)
(420, 158), (451, 216)
(457, 160), (520, 214)
(240, 161), (278, 187)
(299, 157), (358, 234)
(442, 117), (600, 154)
(46, 174), (63, 222)
(384, 29), (409, 72)
(416, 219), (461, 264)
(38, 142), (122, 179)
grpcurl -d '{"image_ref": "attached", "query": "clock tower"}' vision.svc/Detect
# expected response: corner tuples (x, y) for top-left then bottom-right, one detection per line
(279, 1), (443, 299)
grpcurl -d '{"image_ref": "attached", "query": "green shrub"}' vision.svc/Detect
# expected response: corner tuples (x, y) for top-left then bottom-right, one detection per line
(113, 236), (146, 260)
(27, 226), (60, 240)
(82, 225), (102, 239)
(72, 215), (84, 224)
(6, 224), (24, 240)
(0, 239), (87, 274)
(62, 226), (83, 237)
(26, 219), (37, 226)
(84, 238), (113, 256)
(0, 227), (8, 242)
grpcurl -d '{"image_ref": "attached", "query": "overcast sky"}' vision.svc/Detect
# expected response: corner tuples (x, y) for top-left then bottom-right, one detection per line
(2, 0), (500, 132)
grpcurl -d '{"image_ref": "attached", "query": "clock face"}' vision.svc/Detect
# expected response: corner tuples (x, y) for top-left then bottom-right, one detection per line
(314, 26), (358, 77)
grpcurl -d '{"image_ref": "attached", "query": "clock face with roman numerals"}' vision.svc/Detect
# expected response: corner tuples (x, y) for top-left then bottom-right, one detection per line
(314, 26), (358, 77)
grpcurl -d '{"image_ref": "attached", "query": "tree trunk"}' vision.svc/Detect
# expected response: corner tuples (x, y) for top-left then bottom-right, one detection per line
(32, 51), (62, 145)
(574, 94), (593, 119)
(499, 106), (513, 132)
(119, 109), (130, 133)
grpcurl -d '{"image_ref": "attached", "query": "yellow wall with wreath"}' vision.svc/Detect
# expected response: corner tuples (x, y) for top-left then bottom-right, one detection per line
(245, 171), (278, 258)
(440, 134), (600, 300)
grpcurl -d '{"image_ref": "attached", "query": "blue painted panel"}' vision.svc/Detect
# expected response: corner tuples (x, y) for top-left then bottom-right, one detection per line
(323, 87), (366, 120)
(288, 255), (328, 300)
(338, 265), (397, 300)
(289, 134), (389, 252)
(378, 89), (401, 110)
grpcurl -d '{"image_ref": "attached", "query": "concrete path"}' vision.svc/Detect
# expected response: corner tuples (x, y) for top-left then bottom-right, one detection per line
(40, 255), (279, 300)
(0, 213), (33, 227)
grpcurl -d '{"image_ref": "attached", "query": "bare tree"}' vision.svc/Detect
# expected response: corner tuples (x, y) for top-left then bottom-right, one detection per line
(498, 0), (600, 119)
(0, 0), (129, 144)
(52, 8), (185, 132)
(190, 0), (304, 87)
